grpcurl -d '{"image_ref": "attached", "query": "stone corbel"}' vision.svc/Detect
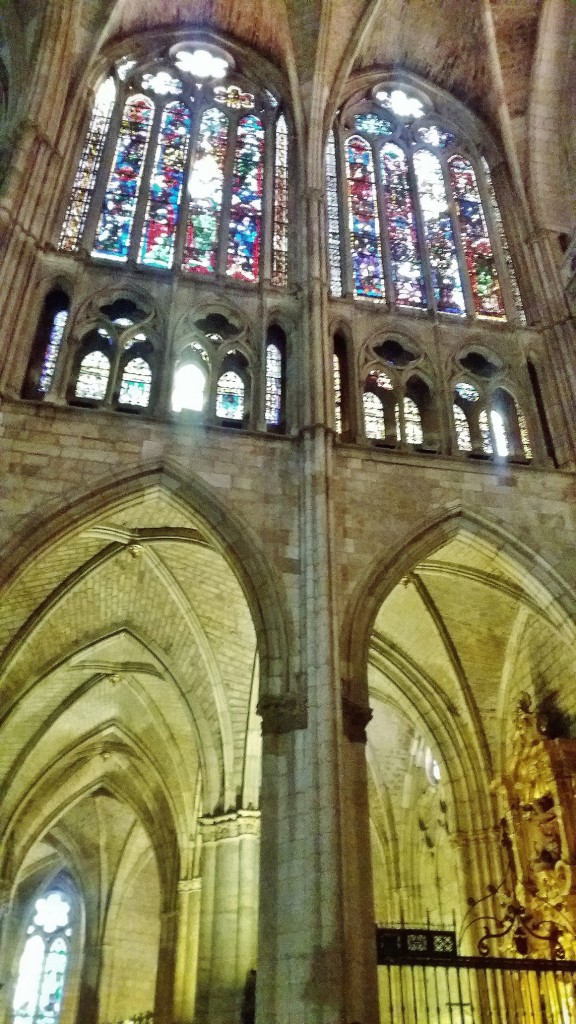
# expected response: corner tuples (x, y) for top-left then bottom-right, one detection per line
(342, 696), (373, 743)
(257, 693), (307, 735)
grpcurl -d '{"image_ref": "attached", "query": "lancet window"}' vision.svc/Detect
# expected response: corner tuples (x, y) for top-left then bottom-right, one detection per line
(59, 47), (288, 286)
(13, 889), (73, 1024)
(326, 84), (525, 322)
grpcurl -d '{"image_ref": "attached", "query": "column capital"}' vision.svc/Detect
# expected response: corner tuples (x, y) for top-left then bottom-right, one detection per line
(200, 809), (261, 843)
(258, 692), (307, 735)
(178, 877), (202, 895)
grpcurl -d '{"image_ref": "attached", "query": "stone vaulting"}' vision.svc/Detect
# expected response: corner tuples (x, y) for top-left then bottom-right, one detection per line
(1, 1), (576, 1023)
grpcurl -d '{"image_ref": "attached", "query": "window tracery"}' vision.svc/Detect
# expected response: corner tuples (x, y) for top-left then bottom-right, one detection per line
(452, 377), (532, 461)
(327, 83), (525, 322)
(59, 46), (288, 285)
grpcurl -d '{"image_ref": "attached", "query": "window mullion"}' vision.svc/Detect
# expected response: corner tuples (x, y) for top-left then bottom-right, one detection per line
(129, 98), (163, 264)
(81, 82), (128, 253)
(216, 111), (240, 277)
(407, 149), (437, 315)
(174, 94), (205, 272)
(373, 140), (394, 307)
(441, 154), (475, 317)
(338, 128), (355, 299)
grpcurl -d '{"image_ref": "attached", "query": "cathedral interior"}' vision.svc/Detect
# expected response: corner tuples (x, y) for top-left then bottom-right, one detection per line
(1, 1), (576, 1023)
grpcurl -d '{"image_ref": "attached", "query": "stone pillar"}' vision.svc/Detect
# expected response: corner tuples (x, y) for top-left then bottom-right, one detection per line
(154, 907), (179, 1024)
(173, 878), (202, 1024)
(194, 811), (260, 1024)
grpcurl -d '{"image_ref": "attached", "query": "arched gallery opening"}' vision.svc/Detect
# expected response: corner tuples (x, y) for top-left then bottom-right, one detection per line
(0, 481), (266, 1024)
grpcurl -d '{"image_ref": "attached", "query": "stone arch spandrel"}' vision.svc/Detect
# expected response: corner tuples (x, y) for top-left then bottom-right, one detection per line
(0, 464), (296, 703)
(342, 504), (576, 704)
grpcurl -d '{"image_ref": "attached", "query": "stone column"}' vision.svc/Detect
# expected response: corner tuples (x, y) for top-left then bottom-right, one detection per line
(194, 811), (260, 1024)
(154, 907), (179, 1024)
(173, 878), (202, 1024)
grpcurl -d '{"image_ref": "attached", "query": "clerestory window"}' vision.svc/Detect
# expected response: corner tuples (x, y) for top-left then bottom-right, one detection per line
(325, 84), (525, 322)
(58, 47), (288, 286)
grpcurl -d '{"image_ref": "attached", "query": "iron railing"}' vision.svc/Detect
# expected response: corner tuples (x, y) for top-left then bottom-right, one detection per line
(377, 928), (576, 1024)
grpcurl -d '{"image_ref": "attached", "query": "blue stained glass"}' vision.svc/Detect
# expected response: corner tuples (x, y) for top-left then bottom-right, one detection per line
(354, 113), (393, 137)
(139, 101), (191, 269)
(216, 371), (244, 419)
(413, 149), (465, 314)
(227, 114), (265, 282)
(183, 108), (228, 274)
(381, 143), (425, 307)
(93, 95), (154, 261)
(346, 136), (384, 299)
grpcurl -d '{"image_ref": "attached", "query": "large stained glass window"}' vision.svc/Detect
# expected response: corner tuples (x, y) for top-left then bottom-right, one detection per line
(227, 114), (265, 281)
(448, 156), (504, 317)
(59, 78), (116, 252)
(59, 48), (287, 284)
(184, 108), (229, 274)
(39, 310), (69, 394)
(93, 94), (154, 261)
(13, 890), (72, 1024)
(403, 397), (423, 445)
(381, 143), (425, 307)
(346, 136), (384, 299)
(272, 115), (288, 286)
(453, 404), (472, 452)
(328, 84), (520, 320)
(326, 131), (343, 297)
(140, 102), (191, 269)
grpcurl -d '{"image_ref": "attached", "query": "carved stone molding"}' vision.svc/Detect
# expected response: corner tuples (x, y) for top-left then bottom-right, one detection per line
(200, 809), (261, 843)
(178, 878), (202, 895)
(342, 696), (373, 743)
(258, 693), (307, 735)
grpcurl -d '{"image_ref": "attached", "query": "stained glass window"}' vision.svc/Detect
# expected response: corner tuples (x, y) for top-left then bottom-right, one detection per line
(481, 157), (526, 325)
(59, 78), (116, 252)
(93, 94), (154, 261)
(118, 357), (152, 407)
(333, 354), (342, 435)
(381, 143), (425, 307)
(346, 136), (384, 299)
(75, 350), (110, 400)
(404, 397), (423, 445)
(139, 102), (191, 269)
(354, 113), (393, 137)
(479, 409), (493, 455)
(13, 891), (71, 1024)
(227, 114), (265, 282)
(363, 392), (385, 439)
(272, 115), (288, 286)
(39, 310), (69, 394)
(172, 362), (207, 412)
(326, 130), (343, 297)
(329, 85), (520, 322)
(453, 404), (472, 452)
(60, 53), (286, 286)
(265, 344), (283, 426)
(413, 150), (465, 314)
(216, 371), (245, 420)
(448, 156), (504, 318)
(184, 108), (228, 274)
